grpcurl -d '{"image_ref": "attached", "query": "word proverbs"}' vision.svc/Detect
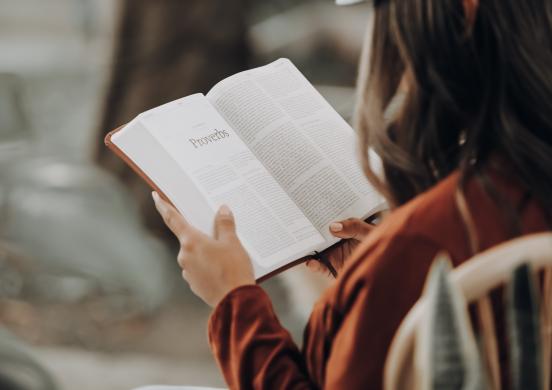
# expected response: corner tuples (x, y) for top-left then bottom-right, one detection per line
(189, 129), (230, 149)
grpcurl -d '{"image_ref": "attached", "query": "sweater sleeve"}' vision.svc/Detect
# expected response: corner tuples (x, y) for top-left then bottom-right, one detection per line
(322, 234), (442, 389)
(208, 234), (443, 390)
(208, 285), (317, 390)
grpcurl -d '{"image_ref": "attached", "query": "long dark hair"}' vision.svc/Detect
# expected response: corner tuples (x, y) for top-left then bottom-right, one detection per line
(356, 0), (552, 224)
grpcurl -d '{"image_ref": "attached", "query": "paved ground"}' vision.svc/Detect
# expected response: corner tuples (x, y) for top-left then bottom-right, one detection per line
(22, 272), (321, 390)
(34, 347), (224, 390)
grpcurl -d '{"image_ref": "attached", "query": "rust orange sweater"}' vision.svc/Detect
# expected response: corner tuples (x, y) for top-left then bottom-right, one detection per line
(208, 171), (548, 389)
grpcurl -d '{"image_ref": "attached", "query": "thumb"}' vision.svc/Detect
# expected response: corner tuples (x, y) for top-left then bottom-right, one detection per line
(214, 205), (236, 241)
(329, 218), (373, 241)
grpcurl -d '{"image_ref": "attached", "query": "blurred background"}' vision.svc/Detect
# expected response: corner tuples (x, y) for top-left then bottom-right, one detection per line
(0, 1), (372, 388)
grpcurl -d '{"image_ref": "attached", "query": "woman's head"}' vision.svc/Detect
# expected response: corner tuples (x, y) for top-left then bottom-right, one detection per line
(356, 0), (552, 213)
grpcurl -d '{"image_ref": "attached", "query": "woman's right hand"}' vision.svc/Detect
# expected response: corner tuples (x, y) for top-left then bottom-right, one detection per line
(306, 218), (374, 275)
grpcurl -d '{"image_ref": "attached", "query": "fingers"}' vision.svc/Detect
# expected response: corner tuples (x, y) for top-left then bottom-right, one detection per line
(177, 248), (188, 269)
(152, 192), (190, 239)
(329, 218), (374, 240)
(305, 259), (328, 273)
(177, 235), (202, 273)
(213, 204), (236, 241)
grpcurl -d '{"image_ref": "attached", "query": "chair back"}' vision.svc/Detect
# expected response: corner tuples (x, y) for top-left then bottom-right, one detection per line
(384, 232), (552, 390)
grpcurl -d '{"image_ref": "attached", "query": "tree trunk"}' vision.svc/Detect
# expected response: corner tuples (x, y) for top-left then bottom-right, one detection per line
(95, 0), (250, 233)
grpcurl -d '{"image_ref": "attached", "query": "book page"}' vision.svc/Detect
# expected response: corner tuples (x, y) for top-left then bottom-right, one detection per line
(111, 118), (214, 234)
(207, 59), (385, 244)
(133, 94), (324, 275)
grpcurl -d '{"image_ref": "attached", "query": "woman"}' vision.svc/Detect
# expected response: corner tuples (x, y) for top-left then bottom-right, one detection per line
(153, 0), (552, 388)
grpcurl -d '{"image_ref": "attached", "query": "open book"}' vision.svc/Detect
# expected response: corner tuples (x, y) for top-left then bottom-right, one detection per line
(105, 58), (385, 281)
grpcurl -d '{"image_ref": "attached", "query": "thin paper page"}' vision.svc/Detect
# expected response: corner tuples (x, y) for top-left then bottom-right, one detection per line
(111, 117), (214, 234)
(207, 59), (385, 243)
(138, 94), (323, 273)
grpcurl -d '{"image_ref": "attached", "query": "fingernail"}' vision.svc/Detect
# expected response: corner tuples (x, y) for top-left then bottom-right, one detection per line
(152, 192), (165, 212)
(219, 204), (232, 216)
(330, 222), (343, 232)
(152, 191), (160, 203)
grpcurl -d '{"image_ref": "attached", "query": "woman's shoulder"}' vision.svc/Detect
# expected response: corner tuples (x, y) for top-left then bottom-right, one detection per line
(356, 170), (467, 262)
(328, 171), (469, 311)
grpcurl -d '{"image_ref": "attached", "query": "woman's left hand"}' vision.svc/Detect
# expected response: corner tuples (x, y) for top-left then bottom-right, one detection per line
(152, 192), (255, 307)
